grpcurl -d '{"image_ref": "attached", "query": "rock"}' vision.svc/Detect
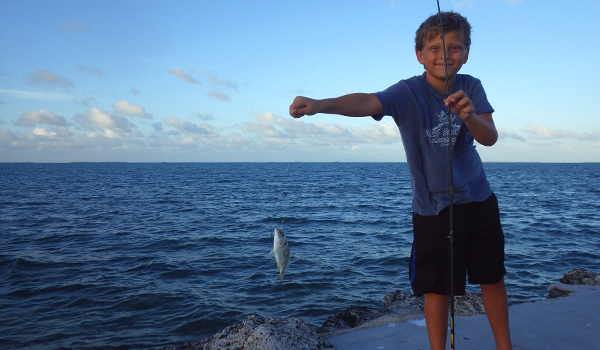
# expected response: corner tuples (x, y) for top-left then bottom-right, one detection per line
(158, 315), (335, 350)
(317, 315), (351, 333)
(333, 306), (382, 328)
(381, 289), (485, 316)
(454, 292), (485, 316)
(546, 284), (573, 299)
(380, 290), (424, 314)
(560, 268), (600, 286)
(317, 305), (382, 332)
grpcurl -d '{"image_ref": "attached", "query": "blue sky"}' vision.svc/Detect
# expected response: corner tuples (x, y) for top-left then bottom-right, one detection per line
(1, 0), (598, 162)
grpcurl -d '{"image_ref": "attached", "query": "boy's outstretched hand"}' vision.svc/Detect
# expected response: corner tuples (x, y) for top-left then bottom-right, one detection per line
(444, 90), (498, 146)
(444, 90), (476, 122)
(290, 96), (321, 118)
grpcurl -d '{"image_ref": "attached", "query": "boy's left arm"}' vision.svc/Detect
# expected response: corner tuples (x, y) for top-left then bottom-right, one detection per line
(444, 90), (498, 146)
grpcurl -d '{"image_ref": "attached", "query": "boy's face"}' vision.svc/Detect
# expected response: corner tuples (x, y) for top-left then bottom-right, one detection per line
(416, 31), (469, 90)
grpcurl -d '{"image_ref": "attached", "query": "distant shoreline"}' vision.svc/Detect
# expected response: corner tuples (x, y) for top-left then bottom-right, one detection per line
(1, 161), (598, 164)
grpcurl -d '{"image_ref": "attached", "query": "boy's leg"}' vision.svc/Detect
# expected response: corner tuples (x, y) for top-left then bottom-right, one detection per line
(481, 277), (513, 350)
(424, 293), (450, 350)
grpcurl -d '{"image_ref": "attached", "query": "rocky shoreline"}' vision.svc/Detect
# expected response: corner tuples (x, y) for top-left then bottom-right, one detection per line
(157, 268), (600, 350)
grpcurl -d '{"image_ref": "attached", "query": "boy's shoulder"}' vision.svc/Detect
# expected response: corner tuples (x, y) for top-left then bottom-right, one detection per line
(457, 73), (482, 85)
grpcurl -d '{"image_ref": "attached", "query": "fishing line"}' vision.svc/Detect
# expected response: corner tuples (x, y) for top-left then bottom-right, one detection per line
(435, 1), (456, 349)
(301, 25), (332, 92)
(280, 161), (291, 229)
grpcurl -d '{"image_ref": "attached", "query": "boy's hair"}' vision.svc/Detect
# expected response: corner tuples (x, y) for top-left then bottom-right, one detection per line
(415, 11), (471, 52)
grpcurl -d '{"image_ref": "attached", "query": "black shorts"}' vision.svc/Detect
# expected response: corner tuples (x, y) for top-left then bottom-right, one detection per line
(409, 192), (506, 297)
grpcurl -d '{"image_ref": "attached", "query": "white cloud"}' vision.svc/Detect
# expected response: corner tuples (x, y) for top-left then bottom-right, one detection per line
(4, 110), (597, 163)
(0, 89), (71, 101)
(207, 91), (230, 101)
(162, 116), (211, 135)
(168, 67), (200, 84)
(16, 109), (67, 127)
(207, 73), (238, 90)
(498, 128), (526, 142)
(73, 97), (98, 107)
(33, 126), (72, 137)
(241, 112), (400, 145)
(77, 65), (104, 77)
(152, 122), (164, 131)
(77, 108), (132, 133)
(0, 129), (18, 146)
(524, 123), (600, 140)
(196, 113), (214, 121)
(27, 69), (74, 91)
(56, 19), (89, 32)
(113, 100), (152, 119)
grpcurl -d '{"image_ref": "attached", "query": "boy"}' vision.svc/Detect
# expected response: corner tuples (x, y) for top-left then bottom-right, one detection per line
(289, 12), (513, 350)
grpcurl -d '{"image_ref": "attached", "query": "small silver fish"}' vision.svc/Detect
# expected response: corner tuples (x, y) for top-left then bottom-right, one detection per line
(271, 228), (290, 280)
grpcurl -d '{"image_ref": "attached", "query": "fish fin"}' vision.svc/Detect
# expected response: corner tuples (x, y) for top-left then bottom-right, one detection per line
(277, 271), (284, 280)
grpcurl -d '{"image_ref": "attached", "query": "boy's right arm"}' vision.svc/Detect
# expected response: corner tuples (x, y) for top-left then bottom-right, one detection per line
(289, 93), (383, 119)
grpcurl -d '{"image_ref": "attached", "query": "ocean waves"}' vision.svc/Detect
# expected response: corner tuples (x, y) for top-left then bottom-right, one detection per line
(1, 162), (599, 349)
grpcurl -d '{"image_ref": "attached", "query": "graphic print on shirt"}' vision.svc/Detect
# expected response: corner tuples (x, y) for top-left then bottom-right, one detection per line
(423, 110), (461, 147)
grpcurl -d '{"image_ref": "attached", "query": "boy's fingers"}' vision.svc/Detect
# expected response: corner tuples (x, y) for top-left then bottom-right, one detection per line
(290, 105), (308, 118)
(456, 97), (470, 107)
(290, 96), (312, 117)
(290, 97), (304, 116)
(447, 90), (466, 102)
(291, 108), (305, 118)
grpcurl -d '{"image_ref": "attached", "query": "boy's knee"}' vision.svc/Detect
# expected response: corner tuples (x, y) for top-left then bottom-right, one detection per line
(425, 293), (451, 303)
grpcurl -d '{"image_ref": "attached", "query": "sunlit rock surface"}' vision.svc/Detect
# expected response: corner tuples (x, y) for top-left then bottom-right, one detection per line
(560, 267), (600, 286)
(158, 315), (335, 350)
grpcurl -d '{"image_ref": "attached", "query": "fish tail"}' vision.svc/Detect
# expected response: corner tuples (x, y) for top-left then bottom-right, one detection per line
(278, 271), (284, 280)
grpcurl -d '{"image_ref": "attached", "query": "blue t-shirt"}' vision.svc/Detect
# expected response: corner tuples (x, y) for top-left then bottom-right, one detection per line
(373, 73), (494, 216)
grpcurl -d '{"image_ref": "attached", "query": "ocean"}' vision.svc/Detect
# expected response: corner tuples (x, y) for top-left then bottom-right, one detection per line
(1, 162), (599, 349)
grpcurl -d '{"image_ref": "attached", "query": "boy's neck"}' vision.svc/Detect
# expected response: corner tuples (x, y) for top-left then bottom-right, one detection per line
(425, 71), (456, 94)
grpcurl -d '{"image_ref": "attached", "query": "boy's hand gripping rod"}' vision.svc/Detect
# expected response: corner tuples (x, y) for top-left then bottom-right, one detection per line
(435, 1), (456, 349)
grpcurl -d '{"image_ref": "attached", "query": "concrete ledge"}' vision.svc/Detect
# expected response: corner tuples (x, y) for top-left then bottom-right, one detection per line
(328, 283), (600, 350)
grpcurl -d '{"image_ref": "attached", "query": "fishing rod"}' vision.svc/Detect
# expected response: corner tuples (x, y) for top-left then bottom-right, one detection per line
(435, 1), (456, 349)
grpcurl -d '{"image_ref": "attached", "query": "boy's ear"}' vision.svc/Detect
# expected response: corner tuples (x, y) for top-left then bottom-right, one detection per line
(463, 47), (470, 64)
(416, 49), (425, 65)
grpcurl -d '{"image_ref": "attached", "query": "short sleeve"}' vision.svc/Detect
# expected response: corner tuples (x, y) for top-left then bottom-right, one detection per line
(469, 79), (494, 115)
(371, 81), (412, 123)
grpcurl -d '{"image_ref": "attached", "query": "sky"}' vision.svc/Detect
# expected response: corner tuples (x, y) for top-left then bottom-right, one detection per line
(1, 0), (599, 163)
